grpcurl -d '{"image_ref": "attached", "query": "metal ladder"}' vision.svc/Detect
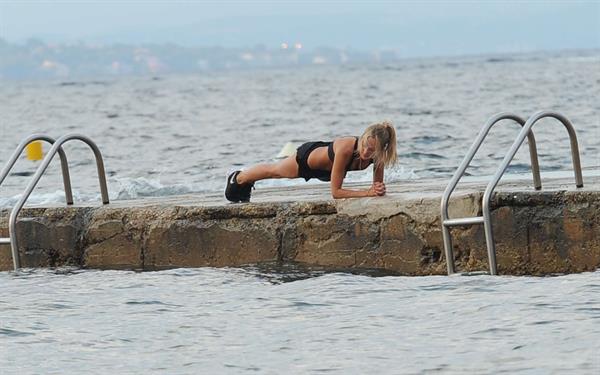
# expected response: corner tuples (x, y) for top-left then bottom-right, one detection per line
(0, 134), (110, 270)
(440, 111), (584, 275)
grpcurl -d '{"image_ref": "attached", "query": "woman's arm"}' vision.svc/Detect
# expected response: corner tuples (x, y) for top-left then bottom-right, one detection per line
(372, 163), (386, 196)
(330, 145), (379, 199)
(373, 163), (384, 184)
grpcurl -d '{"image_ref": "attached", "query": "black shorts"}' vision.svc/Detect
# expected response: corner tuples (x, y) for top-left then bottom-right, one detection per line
(295, 141), (332, 182)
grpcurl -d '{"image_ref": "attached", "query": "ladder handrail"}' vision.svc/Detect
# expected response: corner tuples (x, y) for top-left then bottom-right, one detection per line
(441, 112), (541, 274)
(0, 134), (74, 205)
(481, 111), (584, 275)
(8, 134), (109, 269)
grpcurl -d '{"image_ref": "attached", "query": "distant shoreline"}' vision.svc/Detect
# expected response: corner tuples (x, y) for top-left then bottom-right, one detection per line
(1, 38), (598, 81)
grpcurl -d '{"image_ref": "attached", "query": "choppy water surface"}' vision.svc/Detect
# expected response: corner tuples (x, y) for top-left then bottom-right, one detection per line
(1, 50), (599, 374)
(1, 267), (599, 374)
(0, 50), (598, 206)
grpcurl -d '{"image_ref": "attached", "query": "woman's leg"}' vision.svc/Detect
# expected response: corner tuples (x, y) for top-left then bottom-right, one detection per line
(236, 154), (299, 184)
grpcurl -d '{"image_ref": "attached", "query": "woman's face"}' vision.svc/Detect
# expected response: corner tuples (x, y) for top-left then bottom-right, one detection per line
(361, 135), (377, 160)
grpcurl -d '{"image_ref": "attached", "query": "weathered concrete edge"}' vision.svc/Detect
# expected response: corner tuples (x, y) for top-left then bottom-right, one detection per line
(1, 189), (598, 275)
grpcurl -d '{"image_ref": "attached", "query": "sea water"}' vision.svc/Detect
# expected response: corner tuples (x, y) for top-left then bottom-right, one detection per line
(1, 267), (599, 373)
(0, 50), (599, 373)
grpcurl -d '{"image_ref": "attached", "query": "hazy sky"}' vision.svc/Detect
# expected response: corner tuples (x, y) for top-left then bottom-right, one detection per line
(1, 1), (598, 57)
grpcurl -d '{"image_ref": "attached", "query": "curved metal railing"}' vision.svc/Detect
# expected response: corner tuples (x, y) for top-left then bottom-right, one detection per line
(441, 112), (541, 274)
(441, 110), (584, 275)
(0, 134), (74, 204)
(480, 111), (584, 275)
(6, 134), (109, 270)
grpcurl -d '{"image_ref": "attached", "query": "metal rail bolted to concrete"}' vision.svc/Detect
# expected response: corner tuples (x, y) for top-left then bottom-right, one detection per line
(1, 134), (109, 270)
(441, 111), (584, 275)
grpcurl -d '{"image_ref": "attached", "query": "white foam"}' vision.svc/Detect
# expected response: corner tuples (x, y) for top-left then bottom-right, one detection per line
(0, 190), (88, 208)
(0, 177), (214, 208)
(0, 167), (423, 208)
(112, 177), (210, 200)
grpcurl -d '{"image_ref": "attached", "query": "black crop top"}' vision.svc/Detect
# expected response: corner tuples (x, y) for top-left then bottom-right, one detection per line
(327, 136), (360, 171)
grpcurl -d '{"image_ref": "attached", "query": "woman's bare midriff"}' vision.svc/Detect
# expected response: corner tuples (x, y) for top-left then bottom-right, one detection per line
(306, 146), (333, 171)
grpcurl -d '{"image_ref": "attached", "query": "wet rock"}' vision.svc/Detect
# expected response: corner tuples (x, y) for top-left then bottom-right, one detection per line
(0, 207), (88, 269)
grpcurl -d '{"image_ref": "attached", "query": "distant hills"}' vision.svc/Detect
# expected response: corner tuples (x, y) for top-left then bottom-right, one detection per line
(0, 38), (403, 80)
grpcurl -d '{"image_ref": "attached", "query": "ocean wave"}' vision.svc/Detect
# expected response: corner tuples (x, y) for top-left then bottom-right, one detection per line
(112, 177), (212, 200)
(401, 152), (446, 160)
(0, 190), (89, 209)
(0, 168), (421, 209)
(0, 177), (213, 208)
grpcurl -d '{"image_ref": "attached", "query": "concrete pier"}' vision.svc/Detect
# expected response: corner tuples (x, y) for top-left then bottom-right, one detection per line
(1, 172), (599, 275)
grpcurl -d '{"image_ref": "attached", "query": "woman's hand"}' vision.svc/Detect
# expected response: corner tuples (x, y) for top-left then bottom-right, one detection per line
(367, 182), (386, 196)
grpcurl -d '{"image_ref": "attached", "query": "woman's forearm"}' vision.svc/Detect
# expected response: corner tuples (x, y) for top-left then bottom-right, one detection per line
(331, 187), (371, 199)
(373, 164), (384, 183)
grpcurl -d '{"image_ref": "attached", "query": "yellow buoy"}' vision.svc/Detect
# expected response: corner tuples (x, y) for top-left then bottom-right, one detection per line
(26, 141), (43, 161)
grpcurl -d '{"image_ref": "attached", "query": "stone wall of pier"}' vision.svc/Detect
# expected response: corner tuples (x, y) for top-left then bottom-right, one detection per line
(1, 188), (598, 275)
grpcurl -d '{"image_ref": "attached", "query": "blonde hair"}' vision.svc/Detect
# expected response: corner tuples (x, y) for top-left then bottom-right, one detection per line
(357, 120), (398, 169)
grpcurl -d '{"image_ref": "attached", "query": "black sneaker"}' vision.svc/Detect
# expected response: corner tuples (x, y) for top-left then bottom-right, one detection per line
(225, 170), (254, 202)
